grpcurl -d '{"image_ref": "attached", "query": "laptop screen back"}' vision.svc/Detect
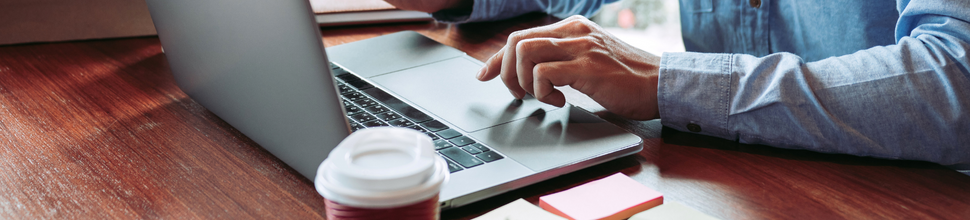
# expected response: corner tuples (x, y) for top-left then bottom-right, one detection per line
(144, 0), (351, 178)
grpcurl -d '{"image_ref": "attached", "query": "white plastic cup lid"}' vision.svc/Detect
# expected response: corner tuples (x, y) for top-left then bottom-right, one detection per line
(315, 127), (448, 208)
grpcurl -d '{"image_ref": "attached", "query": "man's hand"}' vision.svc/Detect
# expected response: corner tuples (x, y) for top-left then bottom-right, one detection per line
(477, 15), (662, 120)
(382, 0), (472, 13)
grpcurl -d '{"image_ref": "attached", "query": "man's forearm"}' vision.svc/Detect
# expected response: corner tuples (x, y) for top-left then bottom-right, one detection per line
(659, 38), (970, 166)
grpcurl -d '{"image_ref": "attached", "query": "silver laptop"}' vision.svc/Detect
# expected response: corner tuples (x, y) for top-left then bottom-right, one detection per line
(144, 0), (642, 209)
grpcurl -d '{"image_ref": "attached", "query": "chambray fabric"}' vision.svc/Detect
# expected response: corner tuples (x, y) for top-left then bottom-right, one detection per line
(662, 0), (970, 165)
(434, 0), (970, 166)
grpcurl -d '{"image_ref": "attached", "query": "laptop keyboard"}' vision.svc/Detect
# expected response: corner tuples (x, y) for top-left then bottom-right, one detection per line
(331, 63), (504, 173)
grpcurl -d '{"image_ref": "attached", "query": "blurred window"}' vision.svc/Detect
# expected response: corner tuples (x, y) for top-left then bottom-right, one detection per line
(590, 0), (685, 54)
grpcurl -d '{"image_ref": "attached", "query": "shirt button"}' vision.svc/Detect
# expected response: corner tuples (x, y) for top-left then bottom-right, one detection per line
(686, 123), (702, 133)
(749, 0), (761, 8)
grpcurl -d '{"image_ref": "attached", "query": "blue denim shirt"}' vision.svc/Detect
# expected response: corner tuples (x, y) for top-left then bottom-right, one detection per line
(435, 0), (970, 166)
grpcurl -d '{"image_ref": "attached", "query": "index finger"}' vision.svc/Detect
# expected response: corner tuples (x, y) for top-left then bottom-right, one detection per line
(477, 16), (590, 98)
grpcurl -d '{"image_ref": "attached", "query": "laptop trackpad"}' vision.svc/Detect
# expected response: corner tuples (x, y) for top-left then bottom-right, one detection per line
(369, 57), (561, 132)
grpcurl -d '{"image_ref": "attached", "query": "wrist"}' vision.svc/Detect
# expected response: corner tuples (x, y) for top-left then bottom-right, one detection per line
(635, 52), (662, 120)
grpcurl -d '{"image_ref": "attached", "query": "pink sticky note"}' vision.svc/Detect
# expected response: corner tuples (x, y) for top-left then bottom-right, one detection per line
(539, 173), (663, 220)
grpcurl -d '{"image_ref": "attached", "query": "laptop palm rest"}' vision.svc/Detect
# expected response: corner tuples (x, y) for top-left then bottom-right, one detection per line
(371, 57), (643, 171)
(370, 57), (560, 133)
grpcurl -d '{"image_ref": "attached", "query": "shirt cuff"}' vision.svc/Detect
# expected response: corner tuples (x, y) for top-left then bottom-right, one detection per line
(658, 52), (735, 140)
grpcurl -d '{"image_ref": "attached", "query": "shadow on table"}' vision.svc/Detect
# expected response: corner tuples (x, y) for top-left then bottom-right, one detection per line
(660, 126), (946, 169)
(454, 12), (560, 44)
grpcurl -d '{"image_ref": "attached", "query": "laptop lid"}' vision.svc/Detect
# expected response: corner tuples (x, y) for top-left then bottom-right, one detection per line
(144, 0), (350, 178)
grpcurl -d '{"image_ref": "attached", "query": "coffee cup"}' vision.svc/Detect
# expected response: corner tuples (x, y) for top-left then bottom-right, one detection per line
(315, 127), (449, 220)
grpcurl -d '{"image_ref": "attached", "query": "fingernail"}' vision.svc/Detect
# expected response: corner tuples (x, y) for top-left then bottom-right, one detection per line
(476, 66), (488, 80)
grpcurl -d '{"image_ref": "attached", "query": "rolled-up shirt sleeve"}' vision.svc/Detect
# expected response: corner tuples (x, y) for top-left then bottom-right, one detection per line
(658, 0), (970, 165)
(432, 0), (619, 23)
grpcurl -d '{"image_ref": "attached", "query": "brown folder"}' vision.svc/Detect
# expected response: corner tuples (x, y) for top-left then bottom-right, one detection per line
(310, 0), (432, 26)
(310, 0), (396, 13)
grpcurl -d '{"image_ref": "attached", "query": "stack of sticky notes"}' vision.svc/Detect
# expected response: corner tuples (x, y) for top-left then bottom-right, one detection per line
(629, 201), (720, 220)
(538, 173), (664, 220)
(473, 199), (567, 220)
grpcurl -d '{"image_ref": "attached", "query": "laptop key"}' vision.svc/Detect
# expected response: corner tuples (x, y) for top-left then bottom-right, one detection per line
(350, 112), (376, 122)
(343, 101), (358, 111)
(355, 99), (378, 108)
(442, 156), (463, 173)
(344, 78), (374, 90)
(440, 147), (484, 168)
(335, 74), (355, 82)
(362, 88), (432, 123)
(387, 118), (413, 127)
(476, 151), (504, 162)
(342, 92), (366, 102)
(436, 129), (461, 139)
(398, 106), (432, 123)
(450, 136), (475, 146)
(337, 84), (353, 94)
(433, 139), (454, 150)
(350, 122), (364, 131)
(407, 125), (428, 133)
(376, 112), (402, 121)
(422, 120), (448, 132)
(364, 105), (388, 114)
(466, 143), (490, 153)
(461, 146), (483, 154)
(362, 120), (387, 127)
(345, 105), (363, 116)
(350, 81), (373, 90)
(332, 66), (352, 77)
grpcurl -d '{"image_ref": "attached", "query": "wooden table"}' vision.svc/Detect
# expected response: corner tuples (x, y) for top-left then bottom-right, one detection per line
(2, 13), (968, 219)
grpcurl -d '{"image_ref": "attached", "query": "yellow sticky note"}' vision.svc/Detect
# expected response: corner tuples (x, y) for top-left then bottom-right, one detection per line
(473, 198), (568, 220)
(629, 202), (720, 220)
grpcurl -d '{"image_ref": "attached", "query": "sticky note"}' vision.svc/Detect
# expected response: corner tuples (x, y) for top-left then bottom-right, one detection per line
(629, 202), (720, 220)
(539, 173), (663, 220)
(473, 198), (568, 220)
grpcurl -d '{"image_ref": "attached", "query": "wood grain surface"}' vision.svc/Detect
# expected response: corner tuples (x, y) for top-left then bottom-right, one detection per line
(1, 13), (968, 220)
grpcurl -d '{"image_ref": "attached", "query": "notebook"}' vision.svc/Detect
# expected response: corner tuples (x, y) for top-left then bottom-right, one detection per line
(143, 0), (643, 209)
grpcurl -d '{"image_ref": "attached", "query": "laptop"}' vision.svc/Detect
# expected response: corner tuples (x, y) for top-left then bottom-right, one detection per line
(143, 0), (642, 209)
